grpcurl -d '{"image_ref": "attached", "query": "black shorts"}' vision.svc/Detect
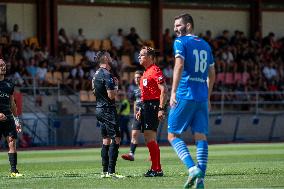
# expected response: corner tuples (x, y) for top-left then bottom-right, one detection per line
(132, 118), (142, 131)
(96, 107), (121, 139)
(141, 100), (159, 132)
(0, 117), (17, 139)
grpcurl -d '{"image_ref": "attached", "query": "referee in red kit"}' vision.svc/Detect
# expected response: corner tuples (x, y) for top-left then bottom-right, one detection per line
(136, 46), (168, 177)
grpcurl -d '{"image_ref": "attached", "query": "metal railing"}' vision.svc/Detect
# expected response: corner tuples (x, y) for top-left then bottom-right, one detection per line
(16, 77), (284, 145)
(211, 91), (284, 115)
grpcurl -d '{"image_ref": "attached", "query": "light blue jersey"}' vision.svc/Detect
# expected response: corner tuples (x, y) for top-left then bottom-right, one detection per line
(174, 35), (214, 102)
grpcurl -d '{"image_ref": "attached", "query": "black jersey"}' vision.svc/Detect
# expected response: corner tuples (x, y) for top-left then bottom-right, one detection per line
(92, 67), (116, 108)
(0, 79), (14, 117)
(133, 86), (142, 111)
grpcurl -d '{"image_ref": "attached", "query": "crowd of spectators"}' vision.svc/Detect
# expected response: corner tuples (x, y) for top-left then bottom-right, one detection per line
(1, 24), (284, 104)
(202, 30), (284, 102)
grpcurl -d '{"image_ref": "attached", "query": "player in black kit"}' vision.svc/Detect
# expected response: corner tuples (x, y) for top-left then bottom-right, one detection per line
(0, 59), (23, 177)
(92, 51), (124, 178)
(121, 70), (143, 161)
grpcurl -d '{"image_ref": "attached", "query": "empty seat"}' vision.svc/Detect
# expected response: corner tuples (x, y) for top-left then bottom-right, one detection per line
(80, 90), (89, 102)
(53, 72), (63, 84)
(225, 72), (234, 85)
(62, 72), (71, 84)
(45, 72), (54, 85)
(86, 39), (93, 48)
(0, 37), (8, 45)
(74, 54), (83, 66)
(242, 72), (250, 85)
(101, 39), (112, 50)
(216, 72), (225, 83)
(234, 73), (242, 83)
(88, 90), (96, 102)
(92, 39), (101, 51)
(65, 55), (74, 66)
(28, 37), (39, 48)
(121, 55), (132, 66)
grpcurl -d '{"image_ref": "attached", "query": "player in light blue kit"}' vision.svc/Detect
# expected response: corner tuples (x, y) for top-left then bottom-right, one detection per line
(167, 13), (216, 189)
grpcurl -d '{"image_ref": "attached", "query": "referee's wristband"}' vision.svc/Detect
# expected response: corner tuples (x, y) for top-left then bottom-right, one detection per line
(158, 107), (165, 111)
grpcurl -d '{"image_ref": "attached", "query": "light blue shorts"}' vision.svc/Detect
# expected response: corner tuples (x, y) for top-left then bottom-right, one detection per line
(168, 98), (209, 135)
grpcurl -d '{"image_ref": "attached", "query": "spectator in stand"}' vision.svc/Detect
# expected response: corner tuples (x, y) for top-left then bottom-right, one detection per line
(262, 32), (276, 48)
(217, 30), (230, 48)
(8, 46), (20, 62)
(69, 63), (85, 90)
(36, 60), (48, 86)
(85, 46), (97, 66)
(10, 24), (24, 47)
(203, 30), (214, 49)
(0, 45), (3, 58)
(163, 28), (173, 56)
(74, 28), (86, 45)
(58, 28), (73, 55)
(263, 62), (277, 81)
(110, 28), (124, 55)
(22, 45), (34, 63)
(9, 59), (24, 87)
(126, 27), (143, 50)
(163, 64), (173, 85)
(34, 46), (49, 62)
(221, 46), (234, 67)
(74, 28), (86, 52)
(277, 63), (284, 80)
(109, 54), (121, 73)
(41, 46), (50, 60)
(251, 31), (262, 47)
(26, 57), (38, 78)
(230, 30), (241, 46)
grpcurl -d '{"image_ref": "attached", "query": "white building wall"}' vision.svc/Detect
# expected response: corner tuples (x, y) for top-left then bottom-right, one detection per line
(163, 9), (250, 38)
(262, 11), (284, 39)
(58, 5), (150, 40)
(6, 3), (37, 38)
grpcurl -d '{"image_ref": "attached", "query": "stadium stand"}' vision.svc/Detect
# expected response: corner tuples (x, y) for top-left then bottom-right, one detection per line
(1, 1), (284, 146)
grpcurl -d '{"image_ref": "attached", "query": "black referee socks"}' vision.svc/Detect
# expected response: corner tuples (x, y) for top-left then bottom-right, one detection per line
(8, 153), (17, 172)
(108, 142), (119, 174)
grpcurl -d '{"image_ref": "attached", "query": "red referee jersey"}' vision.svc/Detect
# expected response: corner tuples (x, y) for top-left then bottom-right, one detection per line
(140, 64), (165, 101)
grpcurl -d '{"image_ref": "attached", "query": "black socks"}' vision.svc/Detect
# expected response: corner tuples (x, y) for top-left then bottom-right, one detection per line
(108, 142), (119, 174)
(101, 145), (109, 173)
(8, 153), (17, 172)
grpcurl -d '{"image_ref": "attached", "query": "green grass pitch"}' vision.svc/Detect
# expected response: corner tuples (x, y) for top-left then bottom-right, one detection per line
(0, 143), (283, 188)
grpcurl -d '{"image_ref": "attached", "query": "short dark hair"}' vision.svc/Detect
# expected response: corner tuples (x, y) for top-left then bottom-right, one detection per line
(94, 50), (108, 64)
(135, 70), (143, 75)
(174, 13), (194, 30)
